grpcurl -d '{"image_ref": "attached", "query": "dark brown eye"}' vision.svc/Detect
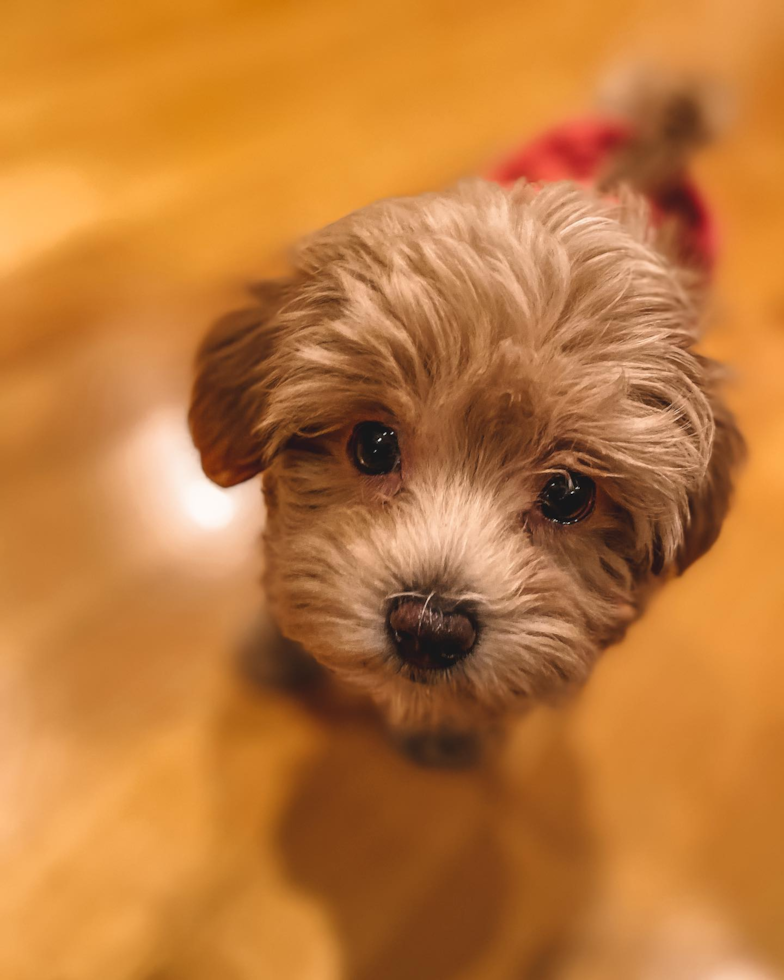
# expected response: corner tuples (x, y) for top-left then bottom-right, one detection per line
(539, 471), (596, 525)
(350, 421), (401, 475)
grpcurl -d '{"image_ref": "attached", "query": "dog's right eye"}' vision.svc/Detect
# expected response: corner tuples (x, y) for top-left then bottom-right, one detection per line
(349, 421), (401, 475)
(539, 471), (596, 525)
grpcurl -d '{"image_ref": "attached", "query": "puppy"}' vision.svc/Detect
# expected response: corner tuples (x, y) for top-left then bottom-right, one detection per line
(190, 74), (743, 764)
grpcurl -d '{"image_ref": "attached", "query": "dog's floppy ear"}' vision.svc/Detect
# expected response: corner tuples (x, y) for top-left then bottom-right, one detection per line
(189, 279), (291, 487)
(676, 398), (745, 574)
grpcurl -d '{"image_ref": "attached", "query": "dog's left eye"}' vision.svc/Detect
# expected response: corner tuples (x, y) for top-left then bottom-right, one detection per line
(349, 421), (401, 475)
(539, 471), (596, 525)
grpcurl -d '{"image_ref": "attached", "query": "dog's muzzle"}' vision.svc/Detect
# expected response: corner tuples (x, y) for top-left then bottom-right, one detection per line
(387, 596), (477, 671)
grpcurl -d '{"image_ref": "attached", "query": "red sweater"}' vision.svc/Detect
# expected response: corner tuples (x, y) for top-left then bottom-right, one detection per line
(488, 118), (716, 272)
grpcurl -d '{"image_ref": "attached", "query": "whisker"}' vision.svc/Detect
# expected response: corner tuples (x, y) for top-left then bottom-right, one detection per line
(386, 590), (427, 602)
(417, 590), (436, 637)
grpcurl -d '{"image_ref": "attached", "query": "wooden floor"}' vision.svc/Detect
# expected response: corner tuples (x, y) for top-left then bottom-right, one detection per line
(2, 1), (784, 977)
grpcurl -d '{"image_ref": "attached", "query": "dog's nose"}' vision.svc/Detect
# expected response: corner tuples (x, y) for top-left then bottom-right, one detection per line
(387, 597), (477, 671)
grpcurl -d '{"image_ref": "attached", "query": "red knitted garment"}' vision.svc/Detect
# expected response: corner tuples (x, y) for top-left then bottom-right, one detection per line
(487, 118), (717, 273)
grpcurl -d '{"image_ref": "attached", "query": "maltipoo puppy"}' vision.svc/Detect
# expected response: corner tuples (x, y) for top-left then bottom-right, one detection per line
(190, 73), (743, 764)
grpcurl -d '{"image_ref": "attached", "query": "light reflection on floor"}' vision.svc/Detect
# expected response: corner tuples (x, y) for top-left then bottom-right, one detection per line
(101, 404), (262, 574)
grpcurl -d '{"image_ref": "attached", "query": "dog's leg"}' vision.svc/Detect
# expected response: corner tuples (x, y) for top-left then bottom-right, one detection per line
(237, 609), (324, 690)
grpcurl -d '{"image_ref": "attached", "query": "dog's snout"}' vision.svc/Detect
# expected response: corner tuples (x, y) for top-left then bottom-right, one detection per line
(387, 597), (477, 671)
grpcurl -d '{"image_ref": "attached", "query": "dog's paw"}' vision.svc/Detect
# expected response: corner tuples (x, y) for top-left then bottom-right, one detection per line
(396, 729), (484, 769)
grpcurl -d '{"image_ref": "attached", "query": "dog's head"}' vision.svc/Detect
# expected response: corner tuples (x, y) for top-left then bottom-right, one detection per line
(190, 179), (742, 726)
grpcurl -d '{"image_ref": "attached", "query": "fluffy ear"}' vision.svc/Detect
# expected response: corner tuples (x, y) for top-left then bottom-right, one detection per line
(677, 397), (745, 574)
(189, 280), (290, 487)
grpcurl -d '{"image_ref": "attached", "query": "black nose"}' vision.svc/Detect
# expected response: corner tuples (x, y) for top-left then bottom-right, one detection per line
(388, 597), (477, 671)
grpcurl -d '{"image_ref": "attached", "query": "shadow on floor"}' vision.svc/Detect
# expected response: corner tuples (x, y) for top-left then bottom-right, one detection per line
(268, 679), (596, 980)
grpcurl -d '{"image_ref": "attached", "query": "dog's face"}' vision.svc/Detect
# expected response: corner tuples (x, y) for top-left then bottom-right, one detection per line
(190, 179), (742, 727)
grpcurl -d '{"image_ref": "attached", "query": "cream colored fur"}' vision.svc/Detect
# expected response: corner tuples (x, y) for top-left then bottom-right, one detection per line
(190, 175), (742, 731)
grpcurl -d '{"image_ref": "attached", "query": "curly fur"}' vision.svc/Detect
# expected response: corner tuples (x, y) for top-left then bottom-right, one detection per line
(190, 160), (743, 731)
